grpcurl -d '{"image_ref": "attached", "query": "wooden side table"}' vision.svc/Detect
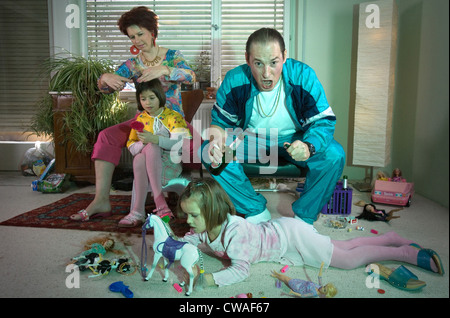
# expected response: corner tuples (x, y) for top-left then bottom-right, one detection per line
(51, 92), (95, 184)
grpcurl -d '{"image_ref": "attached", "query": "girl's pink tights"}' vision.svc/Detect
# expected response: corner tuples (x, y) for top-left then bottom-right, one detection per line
(131, 143), (167, 213)
(330, 231), (437, 272)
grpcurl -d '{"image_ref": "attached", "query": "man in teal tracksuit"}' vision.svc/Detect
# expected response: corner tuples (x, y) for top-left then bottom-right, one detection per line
(201, 28), (345, 227)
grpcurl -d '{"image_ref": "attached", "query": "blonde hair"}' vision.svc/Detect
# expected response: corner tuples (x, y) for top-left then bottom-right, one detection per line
(321, 283), (338, 298)
(177, 178), (235, 232)
(83, 235), (123, 255)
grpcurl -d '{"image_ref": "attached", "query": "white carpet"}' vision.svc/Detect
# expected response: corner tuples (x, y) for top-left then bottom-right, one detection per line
(0, 172), (448, 302)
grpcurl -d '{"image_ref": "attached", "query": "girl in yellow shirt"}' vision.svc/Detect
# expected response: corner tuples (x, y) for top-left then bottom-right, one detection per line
(120, 79), (190, 227)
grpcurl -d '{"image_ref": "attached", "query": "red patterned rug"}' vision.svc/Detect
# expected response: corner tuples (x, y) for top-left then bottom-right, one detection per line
(0, 193), (190, 236)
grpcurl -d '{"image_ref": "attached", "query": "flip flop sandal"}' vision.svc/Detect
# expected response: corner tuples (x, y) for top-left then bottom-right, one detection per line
(72, 209), (89, 221)
(118, 211), (144, 228)
(71, 209), (112, 222)
(417, 248), (445, 275)
(368, 263), (426, 291)
(153, 207), (175, 223)
(410, 244), (445, 275)
(109, 281), (134, 298)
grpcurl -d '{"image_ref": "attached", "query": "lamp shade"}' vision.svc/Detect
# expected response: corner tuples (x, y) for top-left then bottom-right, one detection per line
(352, 0), (398, 167)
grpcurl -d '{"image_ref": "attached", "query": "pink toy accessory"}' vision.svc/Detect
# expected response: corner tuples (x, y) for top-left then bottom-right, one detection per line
(372, 180), (414, 207)
(173, 283), (183, 293)
(131, 120), (145, 133)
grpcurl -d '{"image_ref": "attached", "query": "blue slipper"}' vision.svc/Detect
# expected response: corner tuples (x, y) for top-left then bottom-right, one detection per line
(410, 244), (445, 275)
(109, 281), (134, 298)
(368, 263), (426, 291)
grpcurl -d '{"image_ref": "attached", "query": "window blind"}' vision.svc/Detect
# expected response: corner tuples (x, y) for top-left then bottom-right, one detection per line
(86, 0), (286, 85)
(0, 0), (50, 140)
(86, 0), (212, 73)
(220, 0), (285, 81)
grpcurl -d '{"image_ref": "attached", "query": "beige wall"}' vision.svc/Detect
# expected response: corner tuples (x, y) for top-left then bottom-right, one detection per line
(294, 0), (448, 208)
(408, 0), (448, 208)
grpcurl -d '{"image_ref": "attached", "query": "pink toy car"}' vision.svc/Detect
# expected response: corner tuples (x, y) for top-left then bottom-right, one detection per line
(371, 180), (414, 207)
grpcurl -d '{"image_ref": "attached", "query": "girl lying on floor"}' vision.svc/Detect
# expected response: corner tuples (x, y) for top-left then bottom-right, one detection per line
(177, 179), (444, 289)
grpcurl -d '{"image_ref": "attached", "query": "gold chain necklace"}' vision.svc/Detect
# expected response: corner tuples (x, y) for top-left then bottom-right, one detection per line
(257, 78), (283, 118)
(140, 46), (161, 67)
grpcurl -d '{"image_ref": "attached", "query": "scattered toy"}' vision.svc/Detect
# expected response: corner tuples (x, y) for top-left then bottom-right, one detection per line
(109, 281), (134, 298)
(271, 262), (337, 298)
(324, 217), (347, 229)
(344, 216), (358, 224)
(173, 283), (183, 293)
(88, 257), (135, 278)
(141, 214), (203, 296)
(275, 280), (282, 288)
(356, 203), (402, 222)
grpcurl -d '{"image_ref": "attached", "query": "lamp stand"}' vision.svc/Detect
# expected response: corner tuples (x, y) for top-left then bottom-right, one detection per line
(353, 166), (373, 192)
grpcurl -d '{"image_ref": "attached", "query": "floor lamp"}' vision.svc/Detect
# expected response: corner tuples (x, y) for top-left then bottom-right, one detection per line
(349, 0), (398, 191)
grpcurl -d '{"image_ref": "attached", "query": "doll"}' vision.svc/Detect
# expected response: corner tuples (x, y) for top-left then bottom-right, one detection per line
(271, 263), (337, 298)
(356, 203), (402, 222)
(391, 168), (404, 182)
(376, 171), (389, 181)
(73, 253), (101, 271)
(88, 257), (135, 278)
(72, 235), (124, 263)
(82, 235), (124, 255)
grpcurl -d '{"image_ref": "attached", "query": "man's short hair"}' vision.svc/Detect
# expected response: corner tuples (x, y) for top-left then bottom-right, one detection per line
(245, 28), (286, 59)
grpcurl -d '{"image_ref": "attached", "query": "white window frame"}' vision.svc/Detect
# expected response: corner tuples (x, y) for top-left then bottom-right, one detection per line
(84, 0), (291, 88)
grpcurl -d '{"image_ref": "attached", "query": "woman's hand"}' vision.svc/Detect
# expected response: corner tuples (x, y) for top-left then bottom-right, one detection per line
(100, 73), (131, 91)
(137, 65), (170, 83)
(137, 130), (159, 145)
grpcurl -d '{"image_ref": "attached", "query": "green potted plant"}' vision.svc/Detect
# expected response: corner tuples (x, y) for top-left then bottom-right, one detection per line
(30, 54), (128, 154)
(193, 50), (211, 90)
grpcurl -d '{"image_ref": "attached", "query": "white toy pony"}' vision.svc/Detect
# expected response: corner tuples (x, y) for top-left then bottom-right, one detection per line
(141, 214), (201, 296)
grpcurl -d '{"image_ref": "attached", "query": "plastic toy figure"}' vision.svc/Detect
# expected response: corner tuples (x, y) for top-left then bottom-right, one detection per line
(72, 253), (101, 271)
(88, 257), (134, 278)
(391, 168), (404, 182)
(141, 214), (202, 296)
(109, 281), (134, 298)
(71, 235), (124, 264)
(375, 171), (389, 181)
(82, 235), (124, 255)
(357, 203), (402, 222)
(271, 263), (337, 298)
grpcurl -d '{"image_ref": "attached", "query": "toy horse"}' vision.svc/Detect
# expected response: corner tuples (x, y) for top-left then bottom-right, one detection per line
(141, 214), (200, 296)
